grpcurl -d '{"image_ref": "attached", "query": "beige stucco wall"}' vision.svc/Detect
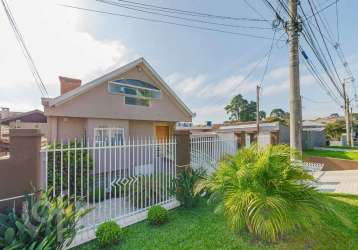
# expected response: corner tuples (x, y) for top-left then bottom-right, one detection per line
(129, 120), (154, 138)
(47, 117), (86, 142)
(44, 63), (192, 122)
(47, 117), (176, 143)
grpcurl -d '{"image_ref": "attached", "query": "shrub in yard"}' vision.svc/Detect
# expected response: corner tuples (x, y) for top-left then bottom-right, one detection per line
(174, 167), (206, 208)
(195, 144), (345, 242)
(47, 141), (94, 198)
(0, 189), (90, 249)
(147, 205), (169, 225)
(95, 221), (123, 247)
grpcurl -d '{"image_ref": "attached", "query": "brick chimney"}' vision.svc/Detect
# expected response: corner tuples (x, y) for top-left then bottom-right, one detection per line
(59, 76), (81, 95)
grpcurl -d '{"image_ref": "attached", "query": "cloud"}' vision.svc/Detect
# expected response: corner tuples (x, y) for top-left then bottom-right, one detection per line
(192, 104), (227, 123)
(199, 75), (257, 98)
(166, 73), (207, 95)
(262, 80), (289, 96)
(0, 0), (136, 111)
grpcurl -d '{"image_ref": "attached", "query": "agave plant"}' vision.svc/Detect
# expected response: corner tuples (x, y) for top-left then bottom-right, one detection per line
(195, 144), (342, 242)
(0, 189), (91, 249)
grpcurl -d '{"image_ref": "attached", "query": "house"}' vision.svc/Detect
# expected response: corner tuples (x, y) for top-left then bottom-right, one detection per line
(42, 58), (193, 145)
(215, 121), (289, 148)
(0, 107), (22, 140)
(188, 121), (289, 148)
(0, 109), (47, 132)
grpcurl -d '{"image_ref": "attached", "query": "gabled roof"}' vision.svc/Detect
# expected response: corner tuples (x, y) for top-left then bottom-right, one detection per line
(46, 57), (194, 117)
(0, 110), (46, 125)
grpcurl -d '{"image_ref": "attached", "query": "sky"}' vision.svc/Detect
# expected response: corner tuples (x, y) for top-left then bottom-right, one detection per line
(1, 0), (357, 124)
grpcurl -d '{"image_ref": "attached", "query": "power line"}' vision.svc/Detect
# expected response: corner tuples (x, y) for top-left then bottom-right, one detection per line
(60, 4), (284, 41)
(335, 0), (340, 43)
(307, 0), (342, 86)
(97, 0), (275, 30)
(306, 0), (340, 19)
(243, 0), (271, 25)
(258, 6), (282, 89)
(299, 2), (344, 99)
(210, 44), (278, 107)
(300, 47), (342, 105)
(1, 0), (48, 97)
(105, 0), (269, 22)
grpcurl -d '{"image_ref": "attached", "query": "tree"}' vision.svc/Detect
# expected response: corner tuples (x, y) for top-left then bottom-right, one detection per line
(270, 108), (289, 119)
(325, 120), (345, 140)
(224, 94), (264, 122)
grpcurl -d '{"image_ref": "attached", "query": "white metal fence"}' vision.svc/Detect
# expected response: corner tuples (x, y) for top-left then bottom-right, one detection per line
(190, 136), (238, 173)
(41, 137), (177, 246)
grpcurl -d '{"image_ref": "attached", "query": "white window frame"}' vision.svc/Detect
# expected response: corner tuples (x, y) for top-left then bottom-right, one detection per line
(94, 127), (125, 146)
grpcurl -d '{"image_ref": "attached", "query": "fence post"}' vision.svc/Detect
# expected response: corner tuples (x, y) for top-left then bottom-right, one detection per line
(0, 129), (43, 212)
(173, 130), (191, 172)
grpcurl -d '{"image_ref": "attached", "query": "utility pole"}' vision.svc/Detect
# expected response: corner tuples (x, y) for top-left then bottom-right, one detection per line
(288, 0), (302, 153)
(256, 85), (260, 139)
(351, 107), (355, 146)
(342, 80), (352, 146)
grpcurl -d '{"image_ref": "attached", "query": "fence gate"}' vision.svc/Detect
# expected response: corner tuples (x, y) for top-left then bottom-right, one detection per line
(190, 136), (237, 173)
(41, 137), (177, 246)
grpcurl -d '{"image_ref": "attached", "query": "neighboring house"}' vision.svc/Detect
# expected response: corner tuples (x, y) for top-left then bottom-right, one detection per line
(311, 114), (344, 125)
(42, 58), (193, 145)
(0, 109), (47, 132)
(215, 121), (289, 148)
(302, 121), (327, 149)
(188, 121), (289, 148)
(0, 107), (22, 141)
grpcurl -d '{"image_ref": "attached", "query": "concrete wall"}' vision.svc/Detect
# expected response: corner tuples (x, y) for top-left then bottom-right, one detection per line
(278, 124), (290, 144)
(0, 129), (42, 212)
(303, 130), (327, 149)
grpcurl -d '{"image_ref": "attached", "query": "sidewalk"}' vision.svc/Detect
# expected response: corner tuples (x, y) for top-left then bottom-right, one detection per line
(312, 170), (358, 195)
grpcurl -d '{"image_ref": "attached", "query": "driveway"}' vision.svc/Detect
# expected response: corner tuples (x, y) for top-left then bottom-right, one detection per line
(312, 170), (358, 194)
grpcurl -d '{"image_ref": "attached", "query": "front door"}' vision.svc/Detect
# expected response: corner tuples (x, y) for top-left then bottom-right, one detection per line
(155, 126), (170, 141)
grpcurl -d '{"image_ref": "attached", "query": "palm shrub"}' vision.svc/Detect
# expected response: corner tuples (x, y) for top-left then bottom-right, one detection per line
(47, 141), (94, 198)
(0, 190), (90, 249)
(174, 167), (206, 208)
(195, 144), (343, 242)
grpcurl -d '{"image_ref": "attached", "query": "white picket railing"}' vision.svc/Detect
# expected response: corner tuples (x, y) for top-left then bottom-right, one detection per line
(190, 136), (238, 173)
(40, 137), (177, 246)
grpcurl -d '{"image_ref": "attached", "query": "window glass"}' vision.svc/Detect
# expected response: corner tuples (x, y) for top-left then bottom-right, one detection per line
(108, 79), (161, 100)
(94, 127), (124, 146)
(125, 96), (150, 107)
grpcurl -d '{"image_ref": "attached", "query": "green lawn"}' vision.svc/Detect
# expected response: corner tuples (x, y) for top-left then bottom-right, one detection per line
(76, 195), (358, 250)
(304, 149), (358, 160)
(328, 145), (358, 150)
